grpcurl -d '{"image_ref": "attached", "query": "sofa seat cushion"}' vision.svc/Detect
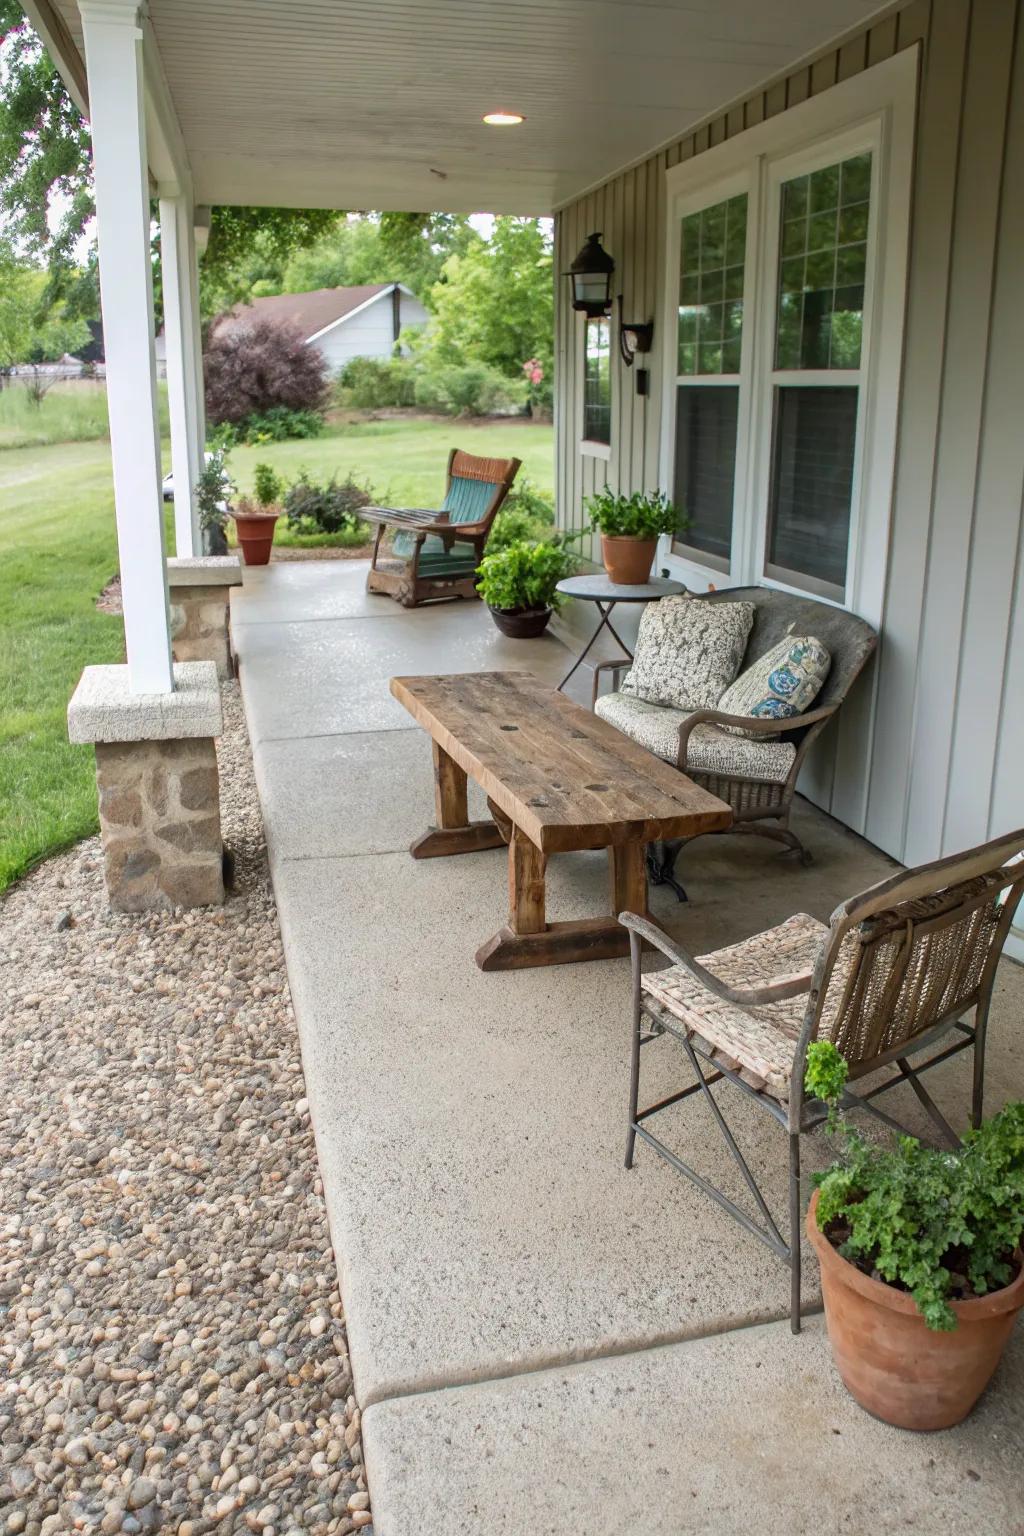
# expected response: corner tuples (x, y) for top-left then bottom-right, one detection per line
(595, 691), (797, 782)
(718, 635), (831, 736)
(620, 594), (754, 710)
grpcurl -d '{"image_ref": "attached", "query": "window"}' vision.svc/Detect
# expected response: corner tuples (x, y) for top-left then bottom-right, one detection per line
(582, 315), (611, 447)
(673, 190), (748, 568)
(765, 152), (871, 599)
(659, 50), (915, 623)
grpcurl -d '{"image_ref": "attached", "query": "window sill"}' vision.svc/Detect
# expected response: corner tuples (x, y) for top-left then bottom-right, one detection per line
(579, 440), (611, 461)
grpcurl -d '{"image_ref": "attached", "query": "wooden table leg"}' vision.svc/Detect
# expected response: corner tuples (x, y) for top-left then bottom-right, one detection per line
(410, 741), (506, 859)
(477, 836), (653, 971)
(610, 840), (648, 922)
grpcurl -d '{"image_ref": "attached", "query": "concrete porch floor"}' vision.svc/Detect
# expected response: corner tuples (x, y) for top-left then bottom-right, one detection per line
(231, 560), (1024, 1534)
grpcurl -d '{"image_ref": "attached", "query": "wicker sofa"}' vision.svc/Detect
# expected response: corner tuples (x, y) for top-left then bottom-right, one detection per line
(593, 585), (878, 896)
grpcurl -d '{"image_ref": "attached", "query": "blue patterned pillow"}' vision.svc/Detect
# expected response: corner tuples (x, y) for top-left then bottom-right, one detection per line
(718, 636), (831, 735)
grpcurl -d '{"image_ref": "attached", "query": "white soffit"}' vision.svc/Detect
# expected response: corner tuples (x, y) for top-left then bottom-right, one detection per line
(55, 0), (888, 214)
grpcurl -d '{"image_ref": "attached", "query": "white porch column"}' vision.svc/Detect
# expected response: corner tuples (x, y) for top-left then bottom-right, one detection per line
(80, 0), (173, 693)
(159, 189), (204, 557)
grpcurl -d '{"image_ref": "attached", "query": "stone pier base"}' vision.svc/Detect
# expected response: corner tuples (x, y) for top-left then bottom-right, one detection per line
(68, 661), (226, 913)
(167, 556), (243, 680)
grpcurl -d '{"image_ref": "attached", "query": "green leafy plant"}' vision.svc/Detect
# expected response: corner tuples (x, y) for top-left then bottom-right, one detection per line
(215, 407), (325, 446)
(195, 449), (233, 533)
(584, 488), (680, 540)
(283, 470), (376, 535)
(476, 539), (576, 613)
(805, 1042), (1024, 1330)
(502, 477), (555, 526)
(251, 462), (284, 509)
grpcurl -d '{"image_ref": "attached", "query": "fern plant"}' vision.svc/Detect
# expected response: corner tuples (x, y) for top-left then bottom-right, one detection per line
(805, 1041), (1024, 1330)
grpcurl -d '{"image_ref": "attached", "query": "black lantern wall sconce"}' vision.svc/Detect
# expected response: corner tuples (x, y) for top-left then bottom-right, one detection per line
(567, 231), (615, 316)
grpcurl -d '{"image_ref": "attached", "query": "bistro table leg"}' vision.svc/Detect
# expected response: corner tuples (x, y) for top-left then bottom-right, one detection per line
(410, 741), (507, 858)
(558, 600), (634, 693)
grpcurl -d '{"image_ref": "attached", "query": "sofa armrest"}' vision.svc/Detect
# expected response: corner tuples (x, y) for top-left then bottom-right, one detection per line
(676, 702), (837, 767)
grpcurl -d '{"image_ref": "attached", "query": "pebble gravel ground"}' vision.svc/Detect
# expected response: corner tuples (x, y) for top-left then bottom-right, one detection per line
(0, 685), (373, 1536)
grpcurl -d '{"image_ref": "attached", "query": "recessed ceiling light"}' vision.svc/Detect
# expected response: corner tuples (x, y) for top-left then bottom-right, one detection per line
(483, 111), (525, 126)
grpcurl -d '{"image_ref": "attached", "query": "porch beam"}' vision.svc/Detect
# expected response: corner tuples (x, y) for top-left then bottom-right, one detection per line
(79, 0), (173, 693)
(159, 188), (204, 557)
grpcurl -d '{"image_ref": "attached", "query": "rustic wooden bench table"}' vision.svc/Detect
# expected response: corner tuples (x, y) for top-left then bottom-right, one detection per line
(390, 671), (732, 970)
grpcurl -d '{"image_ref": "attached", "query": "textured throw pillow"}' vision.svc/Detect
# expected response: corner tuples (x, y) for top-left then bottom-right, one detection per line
(718, 635), (831, 735)
(621, 594), (755, 711)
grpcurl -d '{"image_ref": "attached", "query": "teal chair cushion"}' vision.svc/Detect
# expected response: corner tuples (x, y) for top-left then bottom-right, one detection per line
(390, 473), (500, 573)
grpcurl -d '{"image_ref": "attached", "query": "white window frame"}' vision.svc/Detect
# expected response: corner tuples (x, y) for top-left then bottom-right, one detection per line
(667, 167), (756, 577)
(658, 48), (917, 626)
(579, 313), (612, 460)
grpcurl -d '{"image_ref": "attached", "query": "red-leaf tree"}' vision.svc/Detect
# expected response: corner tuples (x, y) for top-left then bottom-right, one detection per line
(203, 316), (330, 425)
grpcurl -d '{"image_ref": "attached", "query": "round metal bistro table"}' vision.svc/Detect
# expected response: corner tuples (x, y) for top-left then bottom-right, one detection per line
(555, 573), (686, 706)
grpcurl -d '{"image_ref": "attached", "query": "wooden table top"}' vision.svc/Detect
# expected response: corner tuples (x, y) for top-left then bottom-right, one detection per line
(390, 671), (733, 854)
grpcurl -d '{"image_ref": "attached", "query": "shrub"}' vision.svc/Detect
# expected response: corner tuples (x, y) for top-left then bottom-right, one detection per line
(502, 477), (555, 525)
(806, 1041), (1024, 1331)
(204, 315), (330, 427)
(585, 488), (680, 539)
(338, 356), (416, 409)
(413, 360), (527, 417)
(252, 462), (284, 509)
(214, 406), (325, 446)
(476, 539), (576, 612)
(283, 470), (376, 535)
(486, 508), (558, 554)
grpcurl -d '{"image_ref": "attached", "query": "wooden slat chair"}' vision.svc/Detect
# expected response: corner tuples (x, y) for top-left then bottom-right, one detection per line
(363, 449), (521, 608)
(594, 586), (878, 897)
(619, 828), (1024, 1331)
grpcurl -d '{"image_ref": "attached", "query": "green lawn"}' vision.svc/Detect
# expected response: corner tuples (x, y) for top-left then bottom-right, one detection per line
(0, 416), (553, 889)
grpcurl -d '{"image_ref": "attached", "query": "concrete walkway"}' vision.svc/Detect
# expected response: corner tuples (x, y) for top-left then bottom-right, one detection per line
(231, 561), (1024, 1534)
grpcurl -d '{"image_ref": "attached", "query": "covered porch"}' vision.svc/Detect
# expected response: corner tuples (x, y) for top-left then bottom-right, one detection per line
(230, 559), (1024, 1527)
(24, 0), (1024, 1528)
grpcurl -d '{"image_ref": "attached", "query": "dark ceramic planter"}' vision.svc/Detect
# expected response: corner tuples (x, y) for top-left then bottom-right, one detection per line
(487, 604), (552, 638)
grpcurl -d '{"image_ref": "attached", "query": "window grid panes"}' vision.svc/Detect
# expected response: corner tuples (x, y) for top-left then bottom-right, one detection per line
(775, 152), (871, 371)
(678, 193), (747, 377)
(582, 316), (611, 444)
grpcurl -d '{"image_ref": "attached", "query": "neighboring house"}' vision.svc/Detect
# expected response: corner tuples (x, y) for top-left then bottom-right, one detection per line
(212, 284), (429, 375)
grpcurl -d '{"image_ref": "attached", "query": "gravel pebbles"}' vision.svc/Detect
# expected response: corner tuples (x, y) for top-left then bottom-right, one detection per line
(0, 685), (372, 1536)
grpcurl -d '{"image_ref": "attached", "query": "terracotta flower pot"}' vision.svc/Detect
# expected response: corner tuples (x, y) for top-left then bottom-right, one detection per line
(231, 510), (280, 566)
(600, 535), (656, 585)
(487, 604), (552, 638)
(807, 1188), (1024, 1430)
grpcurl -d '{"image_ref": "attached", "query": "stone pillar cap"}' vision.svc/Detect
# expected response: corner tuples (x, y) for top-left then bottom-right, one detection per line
(68, 661), (223, 743)
(166, 555), (243, 586)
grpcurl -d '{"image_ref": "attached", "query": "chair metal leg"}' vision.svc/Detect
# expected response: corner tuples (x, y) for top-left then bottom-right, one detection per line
(646, 840), (688, 903)
(625, 932), (642, 1169)
(789, 1131), (801, 1334)
(972, 1002), (989, 1131)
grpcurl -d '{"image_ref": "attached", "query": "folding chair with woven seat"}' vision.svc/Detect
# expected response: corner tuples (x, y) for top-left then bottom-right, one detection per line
(362, 448), (521, 608)
(620, 828), (1024, 1331)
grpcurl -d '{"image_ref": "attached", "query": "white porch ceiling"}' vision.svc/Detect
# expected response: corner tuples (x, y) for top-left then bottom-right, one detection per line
(55, 0), (886, 214)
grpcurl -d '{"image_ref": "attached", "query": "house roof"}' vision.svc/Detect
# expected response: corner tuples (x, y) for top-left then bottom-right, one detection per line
(217, 284), (402, 343)
(36, 0), (885, 215)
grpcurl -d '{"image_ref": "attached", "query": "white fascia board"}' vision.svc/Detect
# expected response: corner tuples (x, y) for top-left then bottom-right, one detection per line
(304, 286), (396, 346)
(142, 16), (192, 195)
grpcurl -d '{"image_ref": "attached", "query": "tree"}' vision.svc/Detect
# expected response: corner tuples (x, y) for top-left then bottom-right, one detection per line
(0, 242), (88, 376)
(0, 4), (342, 317)
(203, 316), (330, 426)
(424, 217), (553, 380)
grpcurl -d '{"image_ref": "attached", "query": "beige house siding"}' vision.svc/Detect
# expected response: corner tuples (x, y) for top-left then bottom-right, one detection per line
(553, 0), (1024, 909)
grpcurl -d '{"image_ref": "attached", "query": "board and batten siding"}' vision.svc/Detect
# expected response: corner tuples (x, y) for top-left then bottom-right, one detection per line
(553, 0), (1024, 945)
